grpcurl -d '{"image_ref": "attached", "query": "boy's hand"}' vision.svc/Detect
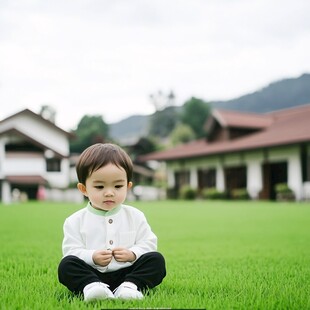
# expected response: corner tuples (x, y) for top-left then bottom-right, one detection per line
(112, 247), (136, 262)
(92, 249), (113, 266)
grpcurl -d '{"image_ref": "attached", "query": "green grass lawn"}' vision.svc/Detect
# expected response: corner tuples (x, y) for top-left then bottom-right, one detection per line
(0, 200), (309, 309)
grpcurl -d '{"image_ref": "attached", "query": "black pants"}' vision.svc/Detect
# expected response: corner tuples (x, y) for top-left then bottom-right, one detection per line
(58, 252), (166, 295)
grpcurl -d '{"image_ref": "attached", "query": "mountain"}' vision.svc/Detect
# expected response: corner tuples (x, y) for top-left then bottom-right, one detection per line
(109, 114), (151, 145)
(211, 73), (310, 112)
(109, 73), (310, 143)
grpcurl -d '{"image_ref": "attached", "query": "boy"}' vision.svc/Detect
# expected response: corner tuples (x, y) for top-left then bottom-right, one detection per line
(58, 143), (166, 302)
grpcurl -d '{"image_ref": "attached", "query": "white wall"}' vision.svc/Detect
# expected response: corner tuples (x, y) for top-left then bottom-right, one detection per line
(4, 156), (45, 174)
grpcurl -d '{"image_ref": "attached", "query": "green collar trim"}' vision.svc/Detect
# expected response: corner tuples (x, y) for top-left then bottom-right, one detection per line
(87, 202), (122, 216)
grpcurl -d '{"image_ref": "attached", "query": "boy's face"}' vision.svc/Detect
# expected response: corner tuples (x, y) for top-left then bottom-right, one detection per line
(77, 163), (132, 211)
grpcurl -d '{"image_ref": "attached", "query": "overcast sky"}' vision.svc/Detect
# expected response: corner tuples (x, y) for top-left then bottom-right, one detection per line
(1, 0), (310, 131)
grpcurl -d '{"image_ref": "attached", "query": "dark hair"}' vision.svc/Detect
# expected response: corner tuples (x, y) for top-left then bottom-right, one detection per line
(76, 143), (133, 184)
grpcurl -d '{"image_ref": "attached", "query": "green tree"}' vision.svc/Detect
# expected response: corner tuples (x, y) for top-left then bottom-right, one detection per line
(70, 115), (109, 153)
(170, 123), (196, 146)
(181, 97), (211, 138)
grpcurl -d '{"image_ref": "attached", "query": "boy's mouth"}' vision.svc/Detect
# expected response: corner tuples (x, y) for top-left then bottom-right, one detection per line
(104, 200), (115, 204)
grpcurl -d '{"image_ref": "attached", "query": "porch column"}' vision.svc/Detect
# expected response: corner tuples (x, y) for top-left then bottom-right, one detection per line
(247, 161), (263, 199)
(288, 153), (302, 200)
(189, 168), (198, 189)
(2, 180), (11, 204)
(167, 168), (175, 188)
(216, 165), (225, 192)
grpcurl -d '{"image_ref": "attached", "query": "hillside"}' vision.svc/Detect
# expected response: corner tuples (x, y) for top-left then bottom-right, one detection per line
(109, 73), (310, 143)
(109, 114), (151, 145)
(211, 73), (310, 112)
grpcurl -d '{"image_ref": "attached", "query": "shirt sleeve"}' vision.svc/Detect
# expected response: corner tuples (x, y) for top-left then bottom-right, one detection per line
(128, 211), (158, 260)
(62, 217), (100, 269)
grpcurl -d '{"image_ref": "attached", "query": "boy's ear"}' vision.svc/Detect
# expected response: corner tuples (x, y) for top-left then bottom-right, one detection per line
(77, 183), (88, 196)
(128, 181), (133, 189)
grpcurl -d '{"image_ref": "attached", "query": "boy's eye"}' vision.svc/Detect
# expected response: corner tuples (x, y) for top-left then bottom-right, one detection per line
(94, 186), (104, 189)
(115, 185), (124, 189)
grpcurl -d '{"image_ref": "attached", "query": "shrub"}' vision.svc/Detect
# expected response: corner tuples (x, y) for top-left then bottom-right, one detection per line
(167, 187), (179, 199)
(179, 185), (197, 200)
(202, 187), (226, 200)
(275, 183), (293, 194)
(231, 188), (249, 200)
(275, 183), (295, 201)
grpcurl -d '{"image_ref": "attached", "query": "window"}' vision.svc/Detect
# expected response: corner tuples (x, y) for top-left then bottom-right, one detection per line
(174, 170), (190, 190)
(307, 155), (310, 182)
(225, 166), (247, 191)
(301, 144), (310, 182)
(46, 158), (61, 172)
(198, 168), (216, 189)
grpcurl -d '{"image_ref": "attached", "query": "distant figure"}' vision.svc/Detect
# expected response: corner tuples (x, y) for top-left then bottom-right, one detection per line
(36, 185), (46, 201)
(58, 143), (166, 302)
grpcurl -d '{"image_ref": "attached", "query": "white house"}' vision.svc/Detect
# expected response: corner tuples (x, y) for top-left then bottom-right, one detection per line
(0, 109), (74, 204)
(140, 104), (310, 201)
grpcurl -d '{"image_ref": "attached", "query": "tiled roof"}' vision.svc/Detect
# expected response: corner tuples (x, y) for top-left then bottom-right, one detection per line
(140, 104), (310, 161)
(211, 109), (273, 129)
(6, 175), (47, 185)
(0, 108), (74, 138)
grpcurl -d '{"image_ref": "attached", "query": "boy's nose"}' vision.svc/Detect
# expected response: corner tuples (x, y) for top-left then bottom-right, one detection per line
(104, 189), (114, 196)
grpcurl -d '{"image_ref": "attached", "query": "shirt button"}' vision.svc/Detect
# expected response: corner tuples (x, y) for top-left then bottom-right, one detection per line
(108, 219), (113, 224)
(109, 240), (113, 245)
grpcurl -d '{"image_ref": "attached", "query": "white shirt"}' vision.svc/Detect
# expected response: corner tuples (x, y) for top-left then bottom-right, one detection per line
(62, 202), (157, 273)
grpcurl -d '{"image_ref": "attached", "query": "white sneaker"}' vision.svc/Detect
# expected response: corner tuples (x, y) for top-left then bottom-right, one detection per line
(83, 282), (115, 302)
(114, 282), (144, 300)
